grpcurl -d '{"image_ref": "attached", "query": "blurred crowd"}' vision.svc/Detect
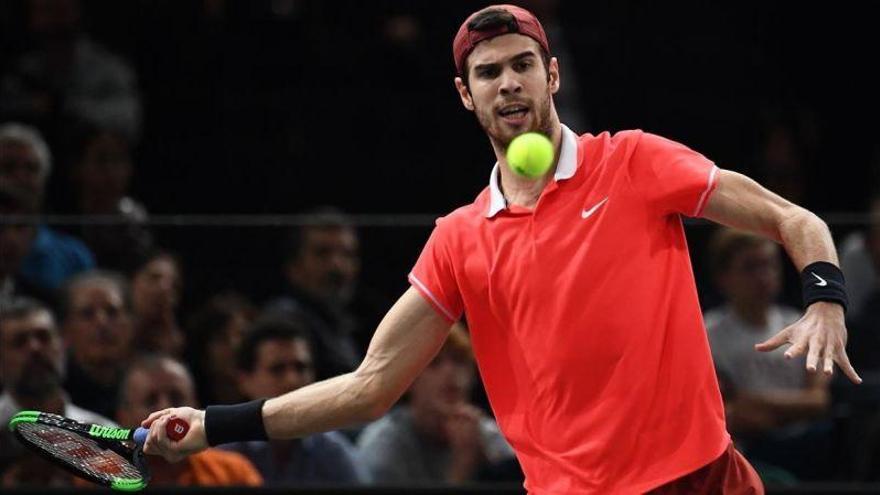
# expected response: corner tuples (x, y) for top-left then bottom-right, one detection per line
(1, 0), (880, 490)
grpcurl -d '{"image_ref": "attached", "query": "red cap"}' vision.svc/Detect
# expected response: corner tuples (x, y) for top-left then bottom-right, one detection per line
(453, 4), (550, 77)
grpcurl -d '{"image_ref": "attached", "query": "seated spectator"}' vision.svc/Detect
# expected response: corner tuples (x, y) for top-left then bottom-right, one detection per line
(221, 316), (368, 485)
(67, 124), (153, 270)
(705, 227), (831, 479)
(0, 122), (94, 290)
(0, 186), (54, 309)
(61, 270), (134, 418)
(185, 292), (256, 405)
(129, 250), (184, 357)
(116, 354), (262, 486)
(0, 297), (112, 475)
(266, 207), (364, 380)
(357, 323), (516, 484)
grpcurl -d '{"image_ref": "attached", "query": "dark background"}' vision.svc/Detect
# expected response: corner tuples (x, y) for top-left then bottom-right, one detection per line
(1, 0), (878, 314)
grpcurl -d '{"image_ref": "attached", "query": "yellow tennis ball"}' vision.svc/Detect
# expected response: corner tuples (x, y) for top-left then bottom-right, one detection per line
(506, 132), (554, 178)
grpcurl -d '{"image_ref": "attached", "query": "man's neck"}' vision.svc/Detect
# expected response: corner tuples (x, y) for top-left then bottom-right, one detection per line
(492, 120), (563, 210)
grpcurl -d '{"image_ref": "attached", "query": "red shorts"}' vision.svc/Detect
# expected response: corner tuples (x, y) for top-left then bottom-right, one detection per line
(647, 442), (764, 494)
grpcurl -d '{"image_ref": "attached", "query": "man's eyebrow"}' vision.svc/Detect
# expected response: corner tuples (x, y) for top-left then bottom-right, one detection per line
(473, 50), (537, 72)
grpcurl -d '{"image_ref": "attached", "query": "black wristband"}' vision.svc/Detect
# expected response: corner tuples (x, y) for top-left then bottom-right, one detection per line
(204, 399), (268, 446)
(801, 261), (848, 312)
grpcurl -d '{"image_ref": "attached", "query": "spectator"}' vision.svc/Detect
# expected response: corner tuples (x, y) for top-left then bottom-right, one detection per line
(221, 316), (368, 485)
(116, 354), (262, 486)
(0, 186), (54, 309)
(267, 207), (364, 379)
(185, 292), (256, 405)
(61, 270), (134, 418)
(0, 0), (141, 140)
(0, 297), (112, 474)
(67, 124), (153, 270)
(840, 195), (880, 323)
(129, 250), (184, 357)
(705, 227), (831, 479)
(357, 323), (516, 484)
(0, 122), (94, 290)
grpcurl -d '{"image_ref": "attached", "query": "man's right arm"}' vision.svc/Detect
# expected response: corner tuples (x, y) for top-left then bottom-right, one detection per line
(142, 287), (452, 461)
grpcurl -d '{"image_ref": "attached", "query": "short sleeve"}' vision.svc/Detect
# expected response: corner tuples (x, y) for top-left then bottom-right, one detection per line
(628, 132), (719, 217)
(408, 218), (464, 323)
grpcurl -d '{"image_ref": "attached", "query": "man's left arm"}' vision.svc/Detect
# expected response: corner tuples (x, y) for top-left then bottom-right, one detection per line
(701, 169), (862, 384)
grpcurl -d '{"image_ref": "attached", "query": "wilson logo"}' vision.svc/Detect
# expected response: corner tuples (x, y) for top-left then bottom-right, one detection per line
(88, 425), (130, 440)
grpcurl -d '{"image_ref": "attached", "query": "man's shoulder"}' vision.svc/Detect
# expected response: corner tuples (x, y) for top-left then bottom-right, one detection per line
(576, 129), (645, 149)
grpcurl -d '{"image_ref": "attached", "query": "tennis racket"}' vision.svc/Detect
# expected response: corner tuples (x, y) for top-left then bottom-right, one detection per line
(8, 410), (189, 491)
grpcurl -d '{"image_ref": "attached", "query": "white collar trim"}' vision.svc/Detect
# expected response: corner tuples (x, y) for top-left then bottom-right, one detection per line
(486, 124), (578, 218)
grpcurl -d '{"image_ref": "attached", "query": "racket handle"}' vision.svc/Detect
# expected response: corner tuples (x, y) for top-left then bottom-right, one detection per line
(133, 427), (148, 445)
(132, 418), (190, 446)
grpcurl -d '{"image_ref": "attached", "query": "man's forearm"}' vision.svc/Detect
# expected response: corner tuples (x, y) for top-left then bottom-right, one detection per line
(777, 206), (839, 270)
(262, 370), (386, 440)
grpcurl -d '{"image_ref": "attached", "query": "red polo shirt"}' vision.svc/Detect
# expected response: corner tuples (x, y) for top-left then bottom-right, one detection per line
(409, 126), (729, 494)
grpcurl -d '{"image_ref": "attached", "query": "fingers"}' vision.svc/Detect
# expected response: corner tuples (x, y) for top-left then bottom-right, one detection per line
(835, 348), (863, 385)
(784, 338), (808, 359)
(755, 328), (791, 352)
(805, 336), (821, 372)
(141, 408), (173, 428)
(822, 343), (835, 376)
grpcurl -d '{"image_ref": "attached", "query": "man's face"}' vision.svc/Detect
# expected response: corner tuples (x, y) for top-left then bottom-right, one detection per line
(239, 338), (315, 399)
(286, 227), (360, 305)
(132, 256), (181, 318)
(64, 282), (133, 370)
(0, 141), (45, 203)
(720, 242), (782, 308)
(409, 347), (475, 416)
(0, 310), (63, 398)
(116, 362), (196, 428)
(454, 34), (559, 149)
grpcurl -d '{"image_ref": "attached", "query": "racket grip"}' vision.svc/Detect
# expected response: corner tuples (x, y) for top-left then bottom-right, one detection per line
(133, 427), (148, 445)
(132, 418), (190, 446)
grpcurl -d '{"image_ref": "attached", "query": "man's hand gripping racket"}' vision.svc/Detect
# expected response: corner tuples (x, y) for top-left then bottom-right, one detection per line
(140, 406), (207, 462)
(8, 410), (193, 491)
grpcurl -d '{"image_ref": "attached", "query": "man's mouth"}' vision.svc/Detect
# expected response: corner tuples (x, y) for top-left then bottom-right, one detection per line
(497, 103), (530, 123)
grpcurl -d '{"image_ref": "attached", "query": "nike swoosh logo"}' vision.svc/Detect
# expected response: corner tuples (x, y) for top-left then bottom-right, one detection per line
(811, 272), (828, 287)
(581, 197), (609, 219)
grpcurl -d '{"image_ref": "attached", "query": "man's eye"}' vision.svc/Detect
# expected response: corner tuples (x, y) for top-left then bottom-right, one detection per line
(514, 61), (532, 71)
(477, 67), (499, 79)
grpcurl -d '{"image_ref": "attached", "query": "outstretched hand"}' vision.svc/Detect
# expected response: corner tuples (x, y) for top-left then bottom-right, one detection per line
(141, 407), (208, 462)
(755, 301), (861, 384)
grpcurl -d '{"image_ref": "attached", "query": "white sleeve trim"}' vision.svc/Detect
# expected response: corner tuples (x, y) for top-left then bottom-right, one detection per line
(692, 165), (718, 216)
(408, 273), (456, 321)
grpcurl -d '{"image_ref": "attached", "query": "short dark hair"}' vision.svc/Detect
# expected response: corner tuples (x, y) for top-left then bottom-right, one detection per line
(236, 316), (310, 372)
(0, 297), (53, 335)
(460, 8), (551, 87)
(283, 206), (355, 264)
(125, 248), (183, 280)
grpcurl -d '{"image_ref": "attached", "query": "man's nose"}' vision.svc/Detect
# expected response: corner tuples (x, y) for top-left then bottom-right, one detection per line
(499, 68), (523, 95)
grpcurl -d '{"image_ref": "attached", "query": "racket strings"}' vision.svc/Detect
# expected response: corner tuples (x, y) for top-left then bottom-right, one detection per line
(17, 422), (142, 481)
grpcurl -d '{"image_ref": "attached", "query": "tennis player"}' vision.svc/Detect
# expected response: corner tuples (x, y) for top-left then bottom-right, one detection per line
(143, 5), (860, 493)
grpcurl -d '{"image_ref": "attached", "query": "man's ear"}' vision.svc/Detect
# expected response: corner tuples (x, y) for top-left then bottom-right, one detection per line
(454, 77), (475, 111)
(548, 57), (560, 94)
